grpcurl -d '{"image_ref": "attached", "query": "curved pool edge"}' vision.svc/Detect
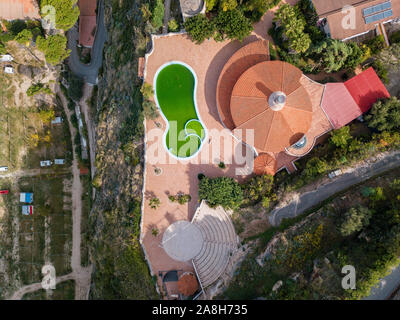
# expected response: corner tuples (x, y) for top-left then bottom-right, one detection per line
(153, 61), (208, 161)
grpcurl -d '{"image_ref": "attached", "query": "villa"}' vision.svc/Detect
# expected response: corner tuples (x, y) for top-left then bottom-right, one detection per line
(312, 0), (400, 42)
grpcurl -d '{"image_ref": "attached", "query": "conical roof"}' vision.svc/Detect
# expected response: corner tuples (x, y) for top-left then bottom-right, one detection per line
(230, 61), (313, 153)
(253, 153), (277, 176)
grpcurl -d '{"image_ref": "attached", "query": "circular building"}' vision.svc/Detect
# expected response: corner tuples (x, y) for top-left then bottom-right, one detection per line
(228, 60), (313, 153)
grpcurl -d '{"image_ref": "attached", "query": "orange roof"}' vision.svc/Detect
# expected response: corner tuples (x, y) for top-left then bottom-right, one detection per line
(230, 61), (313, 153)
(254, 154), (277, 176)
(78, 0), (97, 16)
(0, 0), (40, 20)
(177, 273), (198, 296)
(216, 40), (270, 130)
(79, 15), (96, 47)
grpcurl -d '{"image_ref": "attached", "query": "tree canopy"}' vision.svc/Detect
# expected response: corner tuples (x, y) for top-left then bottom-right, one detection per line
(199, 176), (244, 209)
(214, 9), (253, 41)
(36, 34), (71, 65)
(41, 0), (80, 31)
(339, 206), (373, 236)
(365, 97), (400, 132)
(184, 14), (215, 44)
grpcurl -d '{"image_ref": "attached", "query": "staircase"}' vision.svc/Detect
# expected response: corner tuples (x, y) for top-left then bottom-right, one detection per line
(191, 202), (239, 288)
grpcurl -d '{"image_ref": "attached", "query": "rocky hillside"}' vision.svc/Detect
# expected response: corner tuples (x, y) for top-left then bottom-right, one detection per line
(88, 0), (158, 299)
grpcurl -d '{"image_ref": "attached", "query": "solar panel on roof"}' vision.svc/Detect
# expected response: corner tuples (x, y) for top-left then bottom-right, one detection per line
(363, 1), (392, 17)
(365, 9), (393, 24)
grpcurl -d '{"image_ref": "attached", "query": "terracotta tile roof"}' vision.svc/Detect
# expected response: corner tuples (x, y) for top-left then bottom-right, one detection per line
(79, 15), (96, 47)
(253, 153), (277, 175)
(78, 0), (97, 16)
(0, 0), (40, 20)
(321, 83), (361, 129)
(313, 0), (400, 40)
(230, 61), (313, 153)
(216, 40), (270, 130)
(322, 67), (390, 129)
(344, 67), (390, 112)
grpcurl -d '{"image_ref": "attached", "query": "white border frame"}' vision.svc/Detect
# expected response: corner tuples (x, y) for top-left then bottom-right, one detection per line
(153, 61), (208, 161)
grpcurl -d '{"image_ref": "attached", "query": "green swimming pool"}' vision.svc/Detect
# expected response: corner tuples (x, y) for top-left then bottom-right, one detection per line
(155, 63), (206, 158)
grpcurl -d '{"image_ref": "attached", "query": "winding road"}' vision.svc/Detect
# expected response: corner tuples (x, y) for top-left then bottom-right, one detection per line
(267, 150), (400, 300)
(67, 0), (107, 84)
(269, 151), (400, 226)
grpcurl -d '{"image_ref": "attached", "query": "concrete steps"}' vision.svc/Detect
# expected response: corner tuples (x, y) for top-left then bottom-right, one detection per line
(192, 202), (239, 288)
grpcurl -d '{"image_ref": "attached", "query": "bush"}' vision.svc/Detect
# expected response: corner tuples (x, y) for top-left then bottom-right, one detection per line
(184, 14), (215, 44)
(142, 100), (158, 120)
(390, 30), (400, 44)
(168, 19), (179, 32)
(149, 197), (161, 209)
(141, 83), (153, 99)
(199, 176), (244, 209)
(41, 0), (80, 31)
(36, 34), (70, 65)
(214, 9), (253, 42)
(364, 35), (385, 55)
(15, 29), (32, 45)
(339, 206), (373, 236)
(218, 162), (226, 169)
(151, 0), (164, 30)
(365, 97), (400, 132)
(27, 83), (52, 96)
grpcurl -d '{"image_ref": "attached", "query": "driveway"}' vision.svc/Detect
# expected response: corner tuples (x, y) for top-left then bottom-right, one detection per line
(269, 151), (400, 226)
(67, 0), (107, 84)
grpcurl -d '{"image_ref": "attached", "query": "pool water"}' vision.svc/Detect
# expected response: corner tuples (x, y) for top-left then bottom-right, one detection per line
(155, 63), (206, 158)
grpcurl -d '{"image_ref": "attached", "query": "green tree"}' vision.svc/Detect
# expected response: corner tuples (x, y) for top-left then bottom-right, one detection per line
(274, 4), (311, 53)
(339, 206), (372, 236)
(311, 39), (353, 73)
(214, 9), (253, 42)
(151, 0), (165, 30)
(330, 126), (352, 149)
(141, 83), (154, 99)
(206, 0), (219, 11)
(15, 29), (32, 46)
(220, 0), (238, 11)
(344, 42), (364, 70)
(41, 0), (80, 31)
(199, 176), (244, 209)
(304, 157), (328, 178)
(365, 97), (400, 132)
(184, 14), (215, 44)
(142, 100), (159, 120)
(36, 34), (70, 65)
(0, 42), (6, 55)
(168, 19), (179, 32)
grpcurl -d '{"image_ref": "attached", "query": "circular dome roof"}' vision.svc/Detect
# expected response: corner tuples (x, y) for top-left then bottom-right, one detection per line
(254, 153), (277, 176)
(230, 61), (313, 153)
(162, 220), (204, 262)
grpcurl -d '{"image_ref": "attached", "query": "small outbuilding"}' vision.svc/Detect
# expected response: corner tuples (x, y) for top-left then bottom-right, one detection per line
(20, 192), (33, 203)
(22, 205), (33, 215)
(51, 117), (63, 124)
(54, 159), (65, 165)
(0, 54), (13, 62)
(4, 66), (14, 74)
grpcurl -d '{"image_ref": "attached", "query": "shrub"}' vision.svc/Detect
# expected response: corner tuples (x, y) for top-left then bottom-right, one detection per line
(27, 83), (52, 96)
(199, 176), (244, 209)
(36, 34), (70, 65)
(151, 0), (164, 30)
(330, 126), (352, 149)
(214, 9), (253, 42)
(141, 83), (154, 99)
(339, 206), (372, 236)
(197, 173), (205, 180)
(184, 14), (215, 44)
(149, 197), (161, 209)
(15, 29), (32, 45)
(364, 35), (385, 55)
(142, 100), (158, 120)
(40, 0), (80, 31)
(365, 97), (400, 132)
(168, 19), (179, 32)
(0, 42), (6, 55)
(390, 30), (400, 44)
(218, 161), (226, 169)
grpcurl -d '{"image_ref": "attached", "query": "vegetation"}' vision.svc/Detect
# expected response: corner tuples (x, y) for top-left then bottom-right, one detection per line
(365, 97), (400, 132)
(199, 176), (244, 209)
(223, 170), (400, 300)
(184, 14), (216, 44)
(151, 0), (165, 30)
(14, 29), (33, 46)
(40, 0), (80, 31)
(168, 19), (179, 32)
(27, 83), (53, 97)
(36, 34), (70, 65)
(213, 9), (253, 42)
